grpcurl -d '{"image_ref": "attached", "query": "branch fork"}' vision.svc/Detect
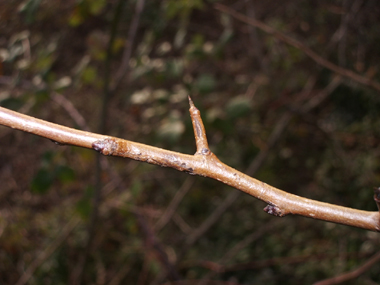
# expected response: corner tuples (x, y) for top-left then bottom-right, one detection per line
(0, 99), (379, 231)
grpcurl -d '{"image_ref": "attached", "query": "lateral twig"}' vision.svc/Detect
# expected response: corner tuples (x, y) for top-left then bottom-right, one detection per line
(0, 101), (379, 231)
(183, 75), (342, 252)
(189, 96), (210, 155)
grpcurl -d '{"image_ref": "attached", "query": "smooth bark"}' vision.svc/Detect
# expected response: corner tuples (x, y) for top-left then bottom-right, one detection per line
(0, 103), (379, 232)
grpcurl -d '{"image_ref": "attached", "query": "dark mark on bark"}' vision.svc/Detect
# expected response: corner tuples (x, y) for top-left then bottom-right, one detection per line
(194, 120), (202, 138)
(374, 187), (380, 202)
(92, 138), (118, 155)
(51, 140), (66, 146)
(264, 204), (284, 217)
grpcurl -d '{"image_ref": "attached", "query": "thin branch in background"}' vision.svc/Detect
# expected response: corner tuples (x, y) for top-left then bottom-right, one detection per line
(172, 213), (193, 234)
(244, 0), (267, 73)
(301, 76), (342, 112)
(16, 218), (79, 285)
(326, 0), (363, 57)
(214, 3), (380, 92)
(154, 176), (195, 232)
(313, 251), (380, 285)
(184, 190), (240, 249)
(220, 221), (280, 263)
(191, 251), (373, 275)
(108, 265), (132, 285)
(112, 0), (146, 93)
(51, 92), (89, 131)
(199, 221), (282, 283)
(134, 210), (182, 281)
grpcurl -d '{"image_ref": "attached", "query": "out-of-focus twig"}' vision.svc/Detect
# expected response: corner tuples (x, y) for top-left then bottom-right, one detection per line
(215, 3), (380, 92)
(313, 251), (380, 285)
(188, 251), (372, 274)
(51, 92), (89, 131)
(134, 210), (181, 281)
(155, 176), (195, 232)
(16, 218), (79, 285)
(244, 0), (267, 73)
(112, 0), (145, 93)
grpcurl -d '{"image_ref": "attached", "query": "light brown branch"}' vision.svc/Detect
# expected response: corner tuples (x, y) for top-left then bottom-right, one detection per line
(0, 104), (379, 231)
(189, 96), (210, 155)
(214, 4), (380, 92)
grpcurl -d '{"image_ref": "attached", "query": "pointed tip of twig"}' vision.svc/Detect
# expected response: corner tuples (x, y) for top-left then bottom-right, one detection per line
(188, 95), (195, 108)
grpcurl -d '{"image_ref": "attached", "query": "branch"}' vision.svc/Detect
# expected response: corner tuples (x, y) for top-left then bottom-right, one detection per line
(0, 102), (379, 231)
(214, 4), (380, 92)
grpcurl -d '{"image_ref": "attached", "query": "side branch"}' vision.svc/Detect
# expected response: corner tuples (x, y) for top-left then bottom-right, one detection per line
(0, 105), (379, 231)
(189, 96), (210, 155)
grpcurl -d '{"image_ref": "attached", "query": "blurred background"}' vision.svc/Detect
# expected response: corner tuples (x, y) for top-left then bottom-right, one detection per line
(0, 0), (380, 284)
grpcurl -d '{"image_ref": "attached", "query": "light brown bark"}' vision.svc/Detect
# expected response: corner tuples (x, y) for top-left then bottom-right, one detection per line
(0, 102), (379, 232)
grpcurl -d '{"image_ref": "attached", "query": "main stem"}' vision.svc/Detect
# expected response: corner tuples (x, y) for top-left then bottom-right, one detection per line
(0, 104), (379, 232)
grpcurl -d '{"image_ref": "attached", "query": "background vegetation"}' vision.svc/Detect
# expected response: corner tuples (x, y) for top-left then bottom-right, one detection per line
(0, 0), (380, 284)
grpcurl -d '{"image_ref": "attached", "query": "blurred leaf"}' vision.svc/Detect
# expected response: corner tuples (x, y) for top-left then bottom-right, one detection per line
(164, 0), (204, 19)
(19, 0), (42, 24)
(165, 59), (184, 78)
(55, 165), (75, 183)
(226, 96), (252, 119)
(193, 73), (216, 94)
(75, 186), (93, 219)
(157, 111), (185, 143)
(88, 0), (106, 15)
(34, 88), (50, 103)
(0, 98), (24, 111)
(34, 53), (54, 75)
(53, 76), (72, 90)
(68, 0), (106, 27)
(131, 180), (142, 198)
(68, 8), (84, 27)
(81, 66), (98, 85)
(41, 151), (55, 164)
(130, 87), (152, 104)
(112, 37), (125, 54)
(31, 168), (54, 194)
